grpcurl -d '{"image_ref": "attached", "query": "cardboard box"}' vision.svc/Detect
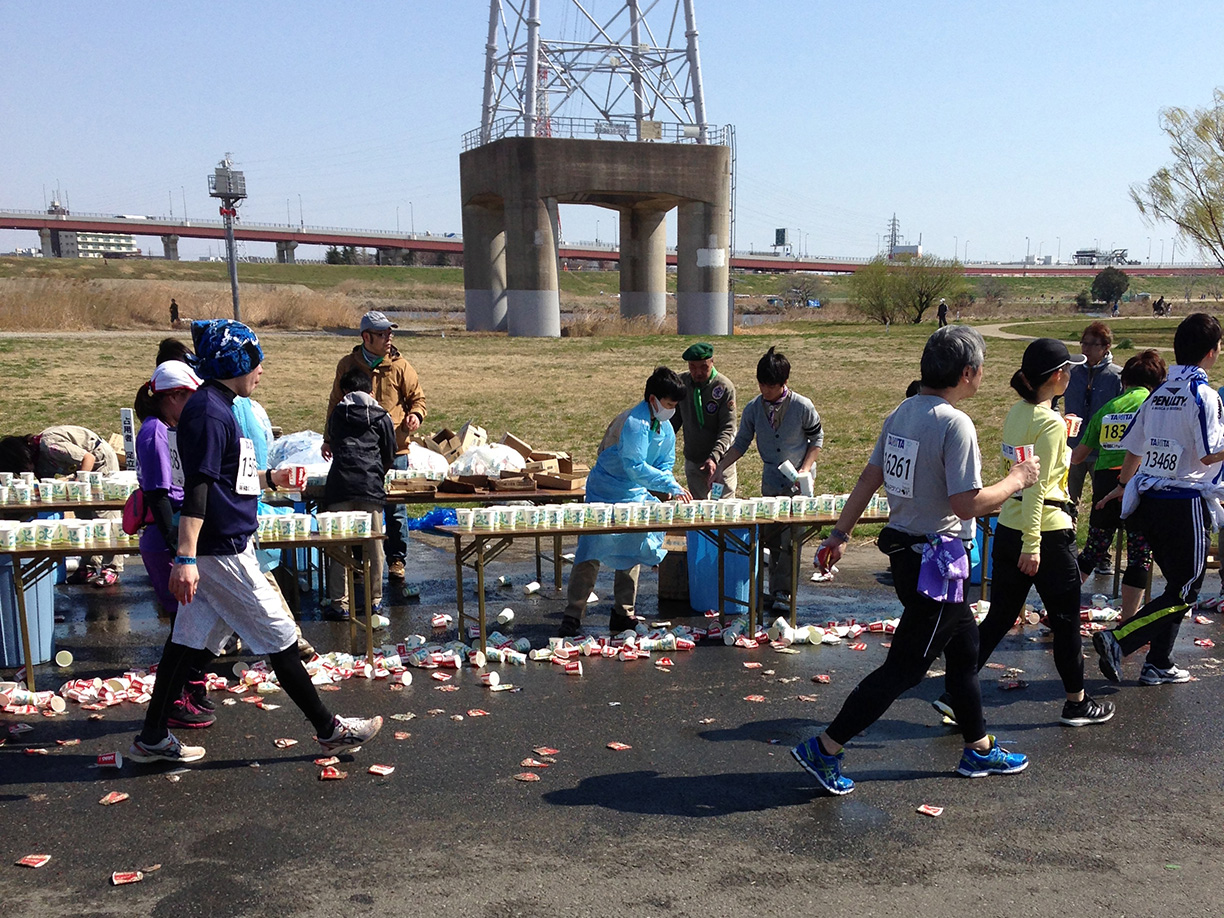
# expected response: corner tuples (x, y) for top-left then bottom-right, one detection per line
(533, 472), (587, 491)
(422, 428), (462, 461)
(491, 476), (536, 491)
(529, 450), (569, 462)
(386, 479), (437, 494)
(456, 422), (488, 454)
(523, 458), (560, 475)
(438, 477), (478, 494)
(558, 457), (590, 475)
(500, 433), (534, 460)
(456, 474), (491, 489)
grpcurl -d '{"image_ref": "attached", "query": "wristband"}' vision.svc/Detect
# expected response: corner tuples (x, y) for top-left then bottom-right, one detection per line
(265, 469), (275, 490)
(174, 556), (197, 566)
(829, 528), (850, 544)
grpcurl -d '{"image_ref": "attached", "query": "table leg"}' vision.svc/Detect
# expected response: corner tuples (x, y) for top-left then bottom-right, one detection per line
(748, 525), (759, 634)
(980, 517), (993, 604)
(717, 527), (726, 623)
(788, 522), (801, 628)
(553, 534), (563, 591)
(475, 537), (488, 654)
(345, 555), (358, 655)
(361, 546), (375, 665)
(12, 559), (38, 692)
(535, 535), (542, 584)
(454, 535), (466, 634)
(1112, 526), (1124, 598)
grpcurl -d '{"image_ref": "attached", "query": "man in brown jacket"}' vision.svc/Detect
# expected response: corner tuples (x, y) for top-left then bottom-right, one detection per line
(323, 311), (426, 582)
(671, 342), (737, 499)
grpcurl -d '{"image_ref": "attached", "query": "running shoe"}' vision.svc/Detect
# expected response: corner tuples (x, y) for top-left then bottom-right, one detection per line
(956, 736), (1028, 778)
(1060, 695), (1115, 727)
(317, 714), (383, 753)
(168, 697), (216, 729)
(790, 737), (855, 795)
(931, 692), (957, 724)
(128, 733), (206, 763)
(1093, 630), (1123, 683)
(296, 636), (317, 662)
(186, 679), (215, 712)
(557, 617), (583, 638)
(90, 566), (119, 588)
(1139, 662), (1191, 685)
(323, 602), (350, 622)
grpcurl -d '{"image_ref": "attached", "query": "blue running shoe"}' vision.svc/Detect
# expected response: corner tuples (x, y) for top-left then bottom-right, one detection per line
(1093, 630), (1123, 683)
(790, 737), (855, 795)
(956, 735), (1029, 778)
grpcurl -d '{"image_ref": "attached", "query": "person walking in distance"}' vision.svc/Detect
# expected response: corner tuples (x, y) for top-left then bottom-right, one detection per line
(128, 319), (382, 763)
(789, 326), (1040, 795)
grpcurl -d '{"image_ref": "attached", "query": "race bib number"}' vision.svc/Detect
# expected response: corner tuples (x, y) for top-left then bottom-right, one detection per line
(235, 437), (260, 495)
(1141, 437), (1182, 478)
(1098, 413), (1134, 450)
(167, 430), (184, 490)
(882, 434), (918, 498)
(1002, 443), (1035, 463)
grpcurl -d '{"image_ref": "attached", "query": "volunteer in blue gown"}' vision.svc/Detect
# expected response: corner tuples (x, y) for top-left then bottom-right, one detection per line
(558, 367), (693, 637)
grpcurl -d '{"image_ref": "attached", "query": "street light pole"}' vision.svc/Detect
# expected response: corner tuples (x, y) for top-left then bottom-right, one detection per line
(964, 240), (969, 262)
(298, 194), (303, 229)
(954, 235), (958, 261)
(1056, 236), (1061, 264)
(409, 202), (415, 235)
(1147, 237), (1151, 262)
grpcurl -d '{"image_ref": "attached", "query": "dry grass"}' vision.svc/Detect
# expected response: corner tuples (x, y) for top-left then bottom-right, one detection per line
(0, 278), (362, 331)
(563, 312), (675, 337)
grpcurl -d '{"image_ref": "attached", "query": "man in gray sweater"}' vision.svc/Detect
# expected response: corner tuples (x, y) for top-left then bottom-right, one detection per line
(712, 346), (823, 610)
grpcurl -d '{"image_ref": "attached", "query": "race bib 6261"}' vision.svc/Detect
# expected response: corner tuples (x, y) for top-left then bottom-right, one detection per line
(883, 434), (918, 498)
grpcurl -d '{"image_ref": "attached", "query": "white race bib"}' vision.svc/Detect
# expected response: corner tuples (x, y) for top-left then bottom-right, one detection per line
(235, 437), (260, 495)
(882, 433), (918, 498)
(167, 430), (184, 490)
(1098, 413), (1134, 451)
(1140, 437), (1182, 478)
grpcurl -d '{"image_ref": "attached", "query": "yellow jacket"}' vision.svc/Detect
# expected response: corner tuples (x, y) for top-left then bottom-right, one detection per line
(998, 401), (1073, 553)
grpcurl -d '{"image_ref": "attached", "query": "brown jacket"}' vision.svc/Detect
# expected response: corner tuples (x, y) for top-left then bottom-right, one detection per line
(325, 344), (426, 454)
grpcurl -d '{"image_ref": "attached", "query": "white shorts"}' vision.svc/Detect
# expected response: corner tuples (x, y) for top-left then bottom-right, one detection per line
(172, 543), (298, 655)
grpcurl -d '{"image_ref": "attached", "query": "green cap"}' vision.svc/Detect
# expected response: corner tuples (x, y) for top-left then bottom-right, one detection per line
(682, 342), (714, 361)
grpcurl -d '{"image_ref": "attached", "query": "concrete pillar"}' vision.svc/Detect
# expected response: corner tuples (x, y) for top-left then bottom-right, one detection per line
(619, 205), (668, 320)
(39, 228), (53, 258)
(504, 195), (561, 337)
(676, 199), (731, 336)
(376, 247), (404, 266)
(276, 240), (298, 264)
(161, 234), (180, 261)
(462, 203), (508, 332)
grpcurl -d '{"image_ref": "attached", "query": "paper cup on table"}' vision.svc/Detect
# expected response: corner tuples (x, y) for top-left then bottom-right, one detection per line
(64, 521), (89, 549)
(0, 486), (8, 504)
(0, 525), (15, 550)
(36, 481), (55, 501)
(0, 471), (11, 486)
(657, 502), (676, 524)
(65, 481), (84, 502)
(563, 505), (584, 527)
(15, 522), (36, 547)
(34, 520), (59, 546)
(613, 504), (633, 525)
(454, 509), (474, 531)
(292, 514), (309, 539)
(351, 513), (371, 537)
(50, 480), (68, 501)
(776, 496), (792, 517)
(473, 508), (496, 530)
(591, 505), (612, 527)
(87, 471), (104, 488)
(11, 483), (31, 504)
(675, 501), (697, 523)
(274, 516), (296, 540)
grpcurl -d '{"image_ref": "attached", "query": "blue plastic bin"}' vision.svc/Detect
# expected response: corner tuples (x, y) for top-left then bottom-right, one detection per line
(687, 529), (751, 613)
(968, 517), (998, 585)
(0, 557), (55, 667)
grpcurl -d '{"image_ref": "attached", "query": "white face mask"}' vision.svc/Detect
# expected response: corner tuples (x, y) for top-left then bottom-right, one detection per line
(651, 398), (675, 423)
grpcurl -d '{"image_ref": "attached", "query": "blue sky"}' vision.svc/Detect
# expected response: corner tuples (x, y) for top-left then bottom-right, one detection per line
(3, 1), (1221, 263)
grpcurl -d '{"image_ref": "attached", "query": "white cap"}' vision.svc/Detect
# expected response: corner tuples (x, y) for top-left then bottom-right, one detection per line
(150, 360), (203, 393)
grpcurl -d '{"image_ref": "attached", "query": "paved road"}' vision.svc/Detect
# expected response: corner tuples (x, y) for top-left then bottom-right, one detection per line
(3, 535), (1223, 917)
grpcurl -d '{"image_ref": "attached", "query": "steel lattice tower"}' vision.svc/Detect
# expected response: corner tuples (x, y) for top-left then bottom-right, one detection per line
(479, 0), (711, 145)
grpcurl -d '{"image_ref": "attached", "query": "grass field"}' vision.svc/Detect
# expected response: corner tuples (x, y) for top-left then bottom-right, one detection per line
(0, 316), (1199, 507)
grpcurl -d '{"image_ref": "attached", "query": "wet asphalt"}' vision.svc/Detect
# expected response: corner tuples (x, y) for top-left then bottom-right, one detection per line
(3, 533), (1224, 918)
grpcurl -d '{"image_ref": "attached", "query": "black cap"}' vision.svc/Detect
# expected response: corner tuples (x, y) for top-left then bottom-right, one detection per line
(1021, 338), (1087, 380)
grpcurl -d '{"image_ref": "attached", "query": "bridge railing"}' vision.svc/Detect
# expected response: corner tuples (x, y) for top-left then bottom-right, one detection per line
(463, 117), (732, 151)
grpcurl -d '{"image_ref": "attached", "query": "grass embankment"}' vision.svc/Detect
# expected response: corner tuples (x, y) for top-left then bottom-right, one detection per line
(0, 318), (1199, 506)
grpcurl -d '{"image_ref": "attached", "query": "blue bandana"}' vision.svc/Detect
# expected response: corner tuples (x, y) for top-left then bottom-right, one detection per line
(190, 319), (264, 381)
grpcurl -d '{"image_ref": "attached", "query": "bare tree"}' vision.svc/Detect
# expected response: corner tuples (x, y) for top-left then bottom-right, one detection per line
(891, 255), (967, 323)
(848, 258), (900, 324)
(1130, 88), (1224, 267)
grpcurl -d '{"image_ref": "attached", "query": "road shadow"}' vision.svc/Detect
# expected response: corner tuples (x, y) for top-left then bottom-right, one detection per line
(541, 767), (948, 816)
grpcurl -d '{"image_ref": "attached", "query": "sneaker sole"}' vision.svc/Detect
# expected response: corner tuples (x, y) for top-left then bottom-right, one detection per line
(1060, 709), (1116, 727)
(957, 759), (1029, 778)
(167, 717), (216, 729)
(931, 698), (957, 723)
(1139, 674), (1191, 686)
(1093, 632), (1123, 683)
(790, 746), (854, 795)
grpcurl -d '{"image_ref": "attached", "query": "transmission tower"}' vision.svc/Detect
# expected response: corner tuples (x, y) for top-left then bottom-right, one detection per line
(886, 213), (901, 259)
(478, 0), (711, 145)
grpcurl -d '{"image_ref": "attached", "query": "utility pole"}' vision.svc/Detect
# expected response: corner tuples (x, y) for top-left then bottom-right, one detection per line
(208, 154), (247, 322)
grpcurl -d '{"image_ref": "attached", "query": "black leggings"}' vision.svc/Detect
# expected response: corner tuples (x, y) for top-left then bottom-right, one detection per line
(140, 642), (334, 743)
(978, 525), (1084, 694)
(826, 530), (986, 746)
(1112, 495), (1210, 668)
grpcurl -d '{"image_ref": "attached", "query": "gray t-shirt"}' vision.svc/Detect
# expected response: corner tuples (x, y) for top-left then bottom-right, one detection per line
(868, 395), (982, 539)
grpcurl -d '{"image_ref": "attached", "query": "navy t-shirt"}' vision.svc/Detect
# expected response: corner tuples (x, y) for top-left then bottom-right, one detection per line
(178, 380), (258, 555)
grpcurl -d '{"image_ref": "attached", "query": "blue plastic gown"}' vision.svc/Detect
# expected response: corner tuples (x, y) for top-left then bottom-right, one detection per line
(574, 400), (683, 571)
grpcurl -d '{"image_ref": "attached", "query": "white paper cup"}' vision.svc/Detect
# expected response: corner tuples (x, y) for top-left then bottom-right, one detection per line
(65, 521), (89, 548)
(15, 522), (36, 547)
(292, 514), (309, 539)
(12, 483), (31, 504)
(0, 486), (8, 504)
(55, 649), (73, 667)
(90, 520), (111, 543)
(776, 497), (792, 517)
(34, 520), (60, 545)
(613, 504), (634, 525)
(659, 503), (677, 524)
(455, 509), (475, 530)
(0, 526), (15, 550)
(50, 480), (68, 501)
(676, 502), (697, 523)
(274, 516), (296, 540)
(351, 513), (371, 537)
(473, 508), (496, 530)
(0, 471), (11, 486)
(36, 481), (56, 501)
(498, 606), (516, 623)
(592, 505), (612, 527)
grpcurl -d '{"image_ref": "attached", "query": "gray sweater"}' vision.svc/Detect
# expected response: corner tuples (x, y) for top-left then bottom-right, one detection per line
(731, 391), (823, 495)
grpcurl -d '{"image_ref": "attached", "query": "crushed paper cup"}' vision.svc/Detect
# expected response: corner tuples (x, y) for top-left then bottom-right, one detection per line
(917, 804), (944, 817)
(111, 871), (144, 885)
(368, 764), (395, 776)
(16, 854), (51, 868)
(520, 757), (550, 768)
(318, 765), (348, 780)
(514, 772), (541, 782)
(606, 741), (632, 751)
(98, 791), (129, 806)
(273, 738), (298, 749)
(533, 746), (559, 756)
